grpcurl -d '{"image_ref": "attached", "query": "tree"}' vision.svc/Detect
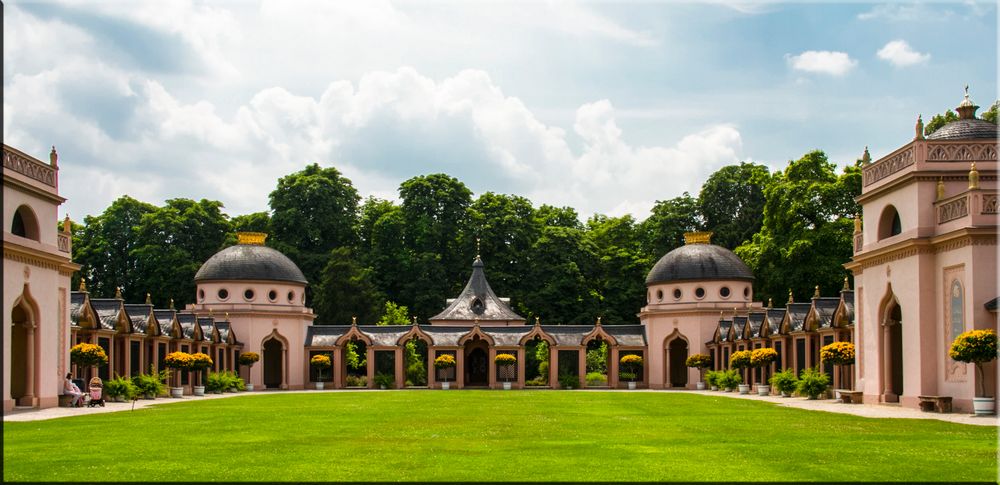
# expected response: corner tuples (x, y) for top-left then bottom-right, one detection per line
(358, 197), (398, 258)
(698, 162), (773, 250)
(231, 212), (271, 234)
(982, 101), (999, 124)
(377, 301), (410, 326)
(312, 247), (383, 325)
(520, 226), (600, 323)
(924, 110), (958, 137)
(638, 192), (699, 261)
(585, 215), (649, 324)
(735, 150), (861, 304)
(534, 204), (582, 229)
(466, 192), (540, 306)
(73, 196), (157, 300)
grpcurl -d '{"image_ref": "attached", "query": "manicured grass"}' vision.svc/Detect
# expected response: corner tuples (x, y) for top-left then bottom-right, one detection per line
(3, 391), (996, 482)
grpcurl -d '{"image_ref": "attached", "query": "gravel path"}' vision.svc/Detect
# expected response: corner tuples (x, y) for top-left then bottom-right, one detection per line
(4, 389), (997, 426)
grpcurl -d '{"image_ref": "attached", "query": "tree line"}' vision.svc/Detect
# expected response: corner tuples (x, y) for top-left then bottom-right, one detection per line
(65, 149), (866, 326)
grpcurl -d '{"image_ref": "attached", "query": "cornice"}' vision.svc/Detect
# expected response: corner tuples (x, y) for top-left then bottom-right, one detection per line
(845, 227), (996, 272)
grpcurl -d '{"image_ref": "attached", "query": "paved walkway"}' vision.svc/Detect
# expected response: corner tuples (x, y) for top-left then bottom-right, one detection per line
(4, 389), (998, 426)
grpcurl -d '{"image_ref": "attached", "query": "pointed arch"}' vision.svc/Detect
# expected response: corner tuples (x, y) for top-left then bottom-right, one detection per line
(662, 328), (689, 348)
(663, 329), (690, 388)
(581, 325), (618, 346)
(458, 326), (495, 346)
(261, 329), (288, 390)
(518, 325), (555, 346)
(879, 284), (901, 327)
(396, 325), (434, 346)
(334, 326), (373, 346)
(10, 284), (41, 407)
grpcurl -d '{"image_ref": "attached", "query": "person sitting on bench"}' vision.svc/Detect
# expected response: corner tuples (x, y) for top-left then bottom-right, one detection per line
(63, 373), (84, 407)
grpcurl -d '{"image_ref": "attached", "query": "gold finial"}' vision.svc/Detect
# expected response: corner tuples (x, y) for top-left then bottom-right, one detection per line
(114, 286), (123, 300)
(50, 146), (58, 166)
(169, 298), (175, 310)
(412, 316), (418, 326)
(767, 298), (773, 309)
(853, 214), (861, 234)
(936, 177), (945, 201)
(534, 316), (540, 326)
(915, 115), (924, 140)
(787, 289), (794, 305)
(862, 146), (871, 165)
(208, 308), (214, 316)
(969, 162), (980, 189)
(683, 231), (713, 245)
(352, 316), (357, 326)
(63, 214), (72, 234)
(596, 316), (602, 326)
(225, 312), (229, 320)
(843, 277), (850, 291)
(474, 317), (480, 327)
(145, 293), (151, 305)
(78, 279), (87, 292)
(237, 232), (268, 245)
(719, 311), (724, 320)
(476, 237), (481, 259)
(813, 285), (821, 298)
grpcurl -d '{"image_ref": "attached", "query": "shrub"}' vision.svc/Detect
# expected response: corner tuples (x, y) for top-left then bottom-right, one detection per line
(950, 330), (998, 397)
(374, 373), (395, 389)
(132, 368), (168, 397)
(524, 376), (548, 386)
(558, 373), (579, 389)
(686, 354), (712, 369)
(495, 353), (517, 366)
(619, 371), (637, 382)
(769, 368), (798, 395)
(406, 362), (427, 386)
(820, 342), (856, 366)
(238, 352), (260, 367)
(718, 369), (742, 390)
(70, 343), (108, 368)
(585, 372), (607, 386)
(586, 341), (608, 374)
(796, 367), (830, 399)
(105, 375), (138, 400)
(206, 372), (225, 393)
(345, 375), (367, 387)
(704, 370), (719, 388)
(729, 350), (752, 370)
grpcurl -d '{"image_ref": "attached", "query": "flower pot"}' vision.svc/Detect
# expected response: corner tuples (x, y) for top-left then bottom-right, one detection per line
(628, 381), (637, 390)
(193, 386), (205, 396)
(245, 383), (254, 392)
(757, 385), (770, 396)
(315, 382), (325, 390)
(441, 382), (450, 390)
(710, 386), (718, 391)
(973, 397), (996, 416)
(143, 392), (155, 400)
(738, 384), (750, 395)
(503, 382), (512, 390)
(781, 391), (791, 398)
(170, 387), (183, 398)
(696, 381), (705, 390)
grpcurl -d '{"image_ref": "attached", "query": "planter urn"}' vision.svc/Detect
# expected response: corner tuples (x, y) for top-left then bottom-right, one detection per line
(757, 385), (770, 396)
(170, 387), (183, 398)
(973, 397), (996, 416)
(245, 383), (254, 392)
(738, 384), (750, 395)
(315, 382), (325, 390)
(696, 381), (705, 390)
(502, 382), (512, 390)
(441, 381), (450, 390)
(193, 386), (205, 396)
(627, 381), (637, 390)
(710, 386), (718, 391)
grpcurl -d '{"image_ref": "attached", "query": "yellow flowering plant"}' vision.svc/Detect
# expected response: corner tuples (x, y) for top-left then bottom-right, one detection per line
(164, 352), (194, 371)
(729, 350), (752, 370)
(495, 353), (516, 366)
(820, 342), (855, 366)
(620, 354), (643, 378)
(950, 329), (998, 397)
(190, 352), (214, 371)
(70, 343), (108, 368)
(434, 354), (456, 369)
(310, 354), (332, 381)
(238, 352), (260, 367)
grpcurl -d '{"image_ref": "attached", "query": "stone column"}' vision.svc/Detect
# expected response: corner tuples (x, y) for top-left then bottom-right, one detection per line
(366, 347), (375, 389)
(23, 324), (36, 406)
(548, 347), (559, 388)
(578, 347), (587, 388)
(609, 346), (620, 389)
(488, 347), (497, 389)
(516, 348), (526, 389)
(642, 351), (650, 388)
(664, 346), (672, 388)
(428, 348), (437, 389)
(395, 347), (405, 389)
(456, 350), (465, 389)
(882, 323), (893, 401)
(333, 347), (343, 389)
(282, 347), (288, 390)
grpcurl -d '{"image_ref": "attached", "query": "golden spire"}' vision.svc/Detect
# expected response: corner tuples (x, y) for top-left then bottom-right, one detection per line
(412, 316), (418, 326)
(719, 311), (724, 320)
(50, 146), (58, 166)
(767, 298), (773, 309)
(145, 293), (152, 305)
(862, 146), (871, 165)
(352, 316), (357, 326)
(237, 232), (267, 245)
(63, 214), (72, 234)
(596, 316), (602, 326)
(843, 277), (850, 291)
(169, 298), (175, 310)
(78, 279), (87, 292)
(225, 312), (229, 321)
(534, 316), (540, 326)
(813, 285), (821, 298)
(787, 289), (794, 305)
(683, 231), (713, 245)
(936, 177), (945, 201)
(114, 286), (123, 300)
(915, 114), (924, 140)
(957, 85), (978, 120)
(853, 214), (862, 234)
(969, 162), (980, 189)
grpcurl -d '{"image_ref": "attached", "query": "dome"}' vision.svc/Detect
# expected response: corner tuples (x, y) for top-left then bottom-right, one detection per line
(645, 232), (753, 285)
(194, 233), (307, 284)
(925, 119), (997, 140)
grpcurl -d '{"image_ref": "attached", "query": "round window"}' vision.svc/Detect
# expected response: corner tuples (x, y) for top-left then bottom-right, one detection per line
(288, 291), (295, 303)
(695, 287), (706, 299)
(656, 289), (664, 301)
(268, 290), (278, 302)
(217, 288), (229, 300)
(244, 289), (255, 301)
(720, 287), (731, 298)
(744, 287), (750, 298)
(673, 288), (682, 300)
(198, 289), (205, 302)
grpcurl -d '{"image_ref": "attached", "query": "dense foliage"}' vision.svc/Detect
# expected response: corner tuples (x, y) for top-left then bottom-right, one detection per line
(949, 329), (998, 397)
(820, 342), (856, 366)
(70, 343), (108, 368)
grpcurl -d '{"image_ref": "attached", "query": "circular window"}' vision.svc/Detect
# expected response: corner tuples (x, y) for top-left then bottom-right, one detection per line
(673, 288), (682, 300)
(694, 287), (706, 299)
(720, 287), (731, 298)
(244, 289), (255, 301)
(217, 288), (229, 301)
(198, 289), (205, 302)
(268, 290), (278, 302)
(743, 287), (750, 298)
(656, 289), (664, 301)
(288, 291), (295, 303)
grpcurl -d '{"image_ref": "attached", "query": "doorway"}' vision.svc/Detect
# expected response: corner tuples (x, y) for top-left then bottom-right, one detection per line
(263, 338), (284, 389)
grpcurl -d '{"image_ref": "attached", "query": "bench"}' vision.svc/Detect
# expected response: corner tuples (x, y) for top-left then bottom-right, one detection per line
(918, 395), (952, 413)
(839, 390), (864, 404)
(58, 394), (76, 407)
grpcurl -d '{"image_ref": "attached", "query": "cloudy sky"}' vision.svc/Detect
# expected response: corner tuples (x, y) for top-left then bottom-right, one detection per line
(4, 1), (997, 221)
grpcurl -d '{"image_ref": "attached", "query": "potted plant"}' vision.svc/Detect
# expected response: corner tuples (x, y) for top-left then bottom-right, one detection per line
(820, 341), (855, 399)
(769, 368), (798, 397)
(729, 350), (752, 394)
(495, 353), (517, 390)
(620, 354), (643, 390)
(70, 343), (108, 383)
(719, 369), (741, 392)
(750, 348), (778, 395)
(310, 354), (332, 390)
(238, 352), (260, 391)
(190, 352), (213, 396)
(704, 370), (719, 391)
(950, 329), (998, 416)
(435, 354), (456, 390)
(796, 367), (830, 400)
(104, 375), (137, 402)
(374, 372), (394, 390)
(686, 354), (712, 390)
(132, 366), (168, 399)
(163, 351), (193, 398)
(205, 371), (223, 394)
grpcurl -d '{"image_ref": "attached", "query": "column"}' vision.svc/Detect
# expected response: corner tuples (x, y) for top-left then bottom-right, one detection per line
(577, 347), (587, 388)
(488, 348), (497, 389)
(548, 347), (559, 388)
(395, 347), (405, 389)
(642, 352), (650, 388)
(665, 346), (672, 388)
(366, 347), (375, 389)
(24, 324), (36, 406)
(282, 347), (288, 390)
(456, 350), (465, 389)
(609, 346), (620, 389)
(427, 348), (437, 389)
(333, 347), (343, 389)
(516, 348), (526, 389)
(882, 324), (892, 400)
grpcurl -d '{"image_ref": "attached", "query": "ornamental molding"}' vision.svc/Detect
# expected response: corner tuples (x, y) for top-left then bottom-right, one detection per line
(926, 143), (998, 162)
(863, 147), (914, 187)
(983, 194), (998, 215)
(3, 243), (78, 274)
(937, 196), (968, 223)
(2, 147), (56, 187)
(845, 230), (996, 271)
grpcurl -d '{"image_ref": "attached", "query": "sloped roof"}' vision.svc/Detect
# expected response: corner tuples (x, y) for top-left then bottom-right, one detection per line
(429, 257), (524, 323)
(812, 298), (840, 329)
(747, 312), (765, 338)
(483, 326), (534, 347)
(839, 291), (855, 325)
(732, 316), (748, 340)
(124, 304), (153, 334)
(603, 325), (646, 346)
(152, 310), (177, 336)
(197, 317), (216, 342)
(765, 308), (786, 335)
(177, 313), (198, 339)
(215, 321), (236, 344)
(718, 319), (733, 342)
(361, 326), (412, 346)
(786, 303), (812, 332)
(421, 326), (469, 347)
(70, 292), (91, 327)
(306, 326), (348, 347)
(90, 299), (125, 332)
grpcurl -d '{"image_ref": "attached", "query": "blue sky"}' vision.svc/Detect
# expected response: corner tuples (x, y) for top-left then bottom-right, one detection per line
(4, 1), (996, 221)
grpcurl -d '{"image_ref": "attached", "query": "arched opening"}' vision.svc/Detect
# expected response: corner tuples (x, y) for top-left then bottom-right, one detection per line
(882, 296), (903, 402)
(523, 336), (550, 386)
(464, 337), (489, 386)
(10, 301), (35, 405)
(343, 338), (368, 387)
(11, 205), (40, 241)
(584, 337), (609, 387)
(668, 338), (689, 388)
(878, 205), (902, 240)
(404, 337), (429, 387)
(262, 337), (284, 389)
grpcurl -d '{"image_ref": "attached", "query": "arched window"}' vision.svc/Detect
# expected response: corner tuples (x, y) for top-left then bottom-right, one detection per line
(950, 280), (964, 342)
(10, 205), (40, 241)
(878, 205), (902, 240)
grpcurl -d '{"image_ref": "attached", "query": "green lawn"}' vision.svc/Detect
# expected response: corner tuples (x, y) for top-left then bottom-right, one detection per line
(3, 391), (996, 482)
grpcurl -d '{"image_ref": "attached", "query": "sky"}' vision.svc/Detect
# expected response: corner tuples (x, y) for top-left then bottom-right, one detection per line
(3, 0), (997, 222)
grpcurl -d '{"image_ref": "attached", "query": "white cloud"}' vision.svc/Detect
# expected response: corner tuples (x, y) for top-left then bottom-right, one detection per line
(876, 40), (930, 67)
(786, 50), (857, 76)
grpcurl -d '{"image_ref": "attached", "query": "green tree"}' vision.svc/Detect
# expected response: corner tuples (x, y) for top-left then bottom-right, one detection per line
(521, 226), (600, 323)
(377, 301), (411, 326)
(534, 204), (582, 229)
(698, 162), (773, 249)
(73, 196), (157, 300)
(467, 192), (540, 306)
(313, 247), (383, 325)
(639, 192), (699, 261)
(231, 211), (271, 234)
(585, 215), (649, 324)
(980, 101), (998, 124)
(358, 197), (398, 258)
(924, 110), (959, 137)
(735, 150), (861, 304)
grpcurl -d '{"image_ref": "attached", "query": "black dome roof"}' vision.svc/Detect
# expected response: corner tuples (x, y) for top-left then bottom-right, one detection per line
(195, 244), (307, 284)
(926, 118), (997, 140)
(646, 243), (753, 285)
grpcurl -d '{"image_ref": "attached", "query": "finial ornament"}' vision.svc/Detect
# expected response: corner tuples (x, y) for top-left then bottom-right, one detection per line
(814, 285), (821, 298)
(114, 286), (123, 300)
(787, 289), (794, 305)
(225, 312), (229, 320)
(853, 214), (861, 234)
(862, 146), (871, 165)
(412, 316), (418, 326)
(683, 231), (713, 245)
(915, 114), (924, 140)
(476, 237), (481, 259)
(145, 293), (152, 305)
(936, 177), (945, 201)
(352, 316), (357, 326)
(843, 277), (850, 291)
(535, 316), (540, 326)
(969, 162), (980, 189)
(50, 146), (58, 166)
(63, 214), (72, 234)
(956, 85), (979, 119)
(79, 279), (87, 292)
(767, 298), (773, 309)
(596, 316), (602, 326)
(237, 232), (268, 245)
(169, 298), (175, 310)
(474, 317), (480, 327)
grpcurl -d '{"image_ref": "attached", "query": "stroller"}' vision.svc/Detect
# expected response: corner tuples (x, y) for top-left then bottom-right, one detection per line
(87, 377), (105, 407)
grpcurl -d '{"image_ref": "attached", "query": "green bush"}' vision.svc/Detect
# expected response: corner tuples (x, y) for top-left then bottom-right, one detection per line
(704, 370), (719, 389)
(524, 376), (548, 386)
(374, 373), (395, 389)
(619, 371), (637, 382)
(345, 375), (367, 387)
(769, 368), (798, 395)
(105, 375), (138, 400)
(796, 367), (830, 399)
(585, 372), (607, 386)
(717, 369), (742, 390)
(206, 372), (225, 393)
(131, 368), (168, 398)
(558, 373), (579, 389)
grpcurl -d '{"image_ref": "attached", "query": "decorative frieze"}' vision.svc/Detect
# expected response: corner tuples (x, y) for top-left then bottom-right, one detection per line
(853, 233), (863, 254)
(2, 148), (56, 187)
(982, 194), (998, 215)
(926, 143), (998, 162)
(57, 233), (71, 253)
(863, 148), (914, 187)
(937, 196), (968, 224)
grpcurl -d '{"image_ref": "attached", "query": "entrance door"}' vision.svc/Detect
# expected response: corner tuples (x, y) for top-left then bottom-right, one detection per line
(669, 339), (688, 388)
(10, 304), (30, 404)
(888, 305), (903, 400)
(263, 338), (283, 389)
(465, 348), (488, 386)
